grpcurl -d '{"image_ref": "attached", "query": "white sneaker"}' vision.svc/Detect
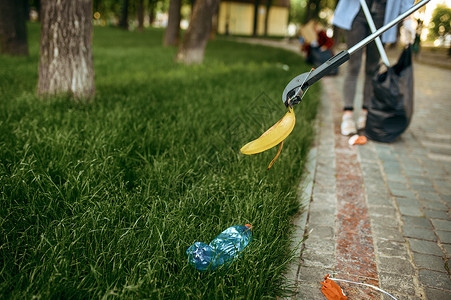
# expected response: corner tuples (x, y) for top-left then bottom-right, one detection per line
(357, 111), (368, 130)
(341, 114), (357, 136)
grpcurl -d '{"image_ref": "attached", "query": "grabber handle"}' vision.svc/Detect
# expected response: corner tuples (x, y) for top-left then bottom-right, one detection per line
(302, 50), (350, 89)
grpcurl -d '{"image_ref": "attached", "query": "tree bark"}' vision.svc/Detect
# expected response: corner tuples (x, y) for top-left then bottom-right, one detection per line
(175, 0), (220, 64)
(164, 0), (182, 46)
(264, 0), (272, 36)
(119, 0), (129, 29)
(0, 0), (29, 56)
(137, 0), (144, 31)
(253, 0), (260, 37)
(304, 0), (315, 23)
(149, 0), (156, 26)
(37, 0), (95, 100)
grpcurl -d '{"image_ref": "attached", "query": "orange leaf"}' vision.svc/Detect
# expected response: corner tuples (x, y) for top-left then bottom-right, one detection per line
(320, 275), (348, 300)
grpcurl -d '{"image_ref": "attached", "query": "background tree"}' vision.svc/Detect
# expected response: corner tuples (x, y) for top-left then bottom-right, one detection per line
(37, 0), (95, 100)
(175, 0), (220, 64)
(290, 0), (337, 24)
(137, 0), (145, 31)
(253, 0), (260, 37)
(264, 0), (273, 36)
(149, 0), (157, 25)
(30, 0), (41, 21)
(428, 4), (451, 41)
(0, 0), (29, 56)
(119, 0), (129, 29)
(164, 0), (182, 46)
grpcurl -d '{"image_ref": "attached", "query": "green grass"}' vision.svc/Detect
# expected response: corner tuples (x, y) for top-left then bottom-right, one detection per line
(0, 23), (319, 299)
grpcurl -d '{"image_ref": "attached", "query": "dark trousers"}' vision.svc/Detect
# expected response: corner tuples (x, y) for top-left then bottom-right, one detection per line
(343, 5), (385, 110)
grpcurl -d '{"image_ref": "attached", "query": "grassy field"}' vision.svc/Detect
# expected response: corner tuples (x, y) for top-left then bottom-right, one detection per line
(0, 23), (319, 299)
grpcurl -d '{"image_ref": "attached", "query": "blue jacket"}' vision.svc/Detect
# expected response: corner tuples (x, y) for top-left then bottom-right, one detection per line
(332, 0), (414, 43)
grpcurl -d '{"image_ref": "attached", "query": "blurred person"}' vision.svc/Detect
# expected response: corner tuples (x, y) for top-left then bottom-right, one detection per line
(300, 20), (335, 66)
(333, 0), (414, 135)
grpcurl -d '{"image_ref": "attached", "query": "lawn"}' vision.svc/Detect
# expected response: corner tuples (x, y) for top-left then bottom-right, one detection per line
(0, 23), (319, 299)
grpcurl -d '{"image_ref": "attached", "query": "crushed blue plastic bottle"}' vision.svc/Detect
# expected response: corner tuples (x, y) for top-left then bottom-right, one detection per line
(186, 224), (252, 271)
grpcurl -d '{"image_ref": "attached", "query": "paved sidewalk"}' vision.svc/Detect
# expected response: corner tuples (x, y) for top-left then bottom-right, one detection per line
(290, 48), (451, 299)
(233, 37), (451, 299)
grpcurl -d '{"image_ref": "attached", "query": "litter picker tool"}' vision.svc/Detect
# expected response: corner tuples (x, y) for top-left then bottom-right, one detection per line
(282, 0), (430, 107)
(358, 0), (390, 66)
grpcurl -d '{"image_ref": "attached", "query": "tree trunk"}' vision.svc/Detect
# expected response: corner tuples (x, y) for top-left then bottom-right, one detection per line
(137, 0), (144, 31)
(175, 0), (220, 64)
(149, 0), (156, 26)
(253, 0), (260, 37)
(0, 0), (29, 56)
(264, 0), (272, 36)
(37, 0), (95, 100)
(164, 0), (182, 46)
(119, 0), (129, 29)
(304, 0), (315, 23)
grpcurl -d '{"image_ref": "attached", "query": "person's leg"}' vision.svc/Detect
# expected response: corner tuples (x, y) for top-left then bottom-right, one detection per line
(343, 18), (366, 111)
(341, 13), (368, 135)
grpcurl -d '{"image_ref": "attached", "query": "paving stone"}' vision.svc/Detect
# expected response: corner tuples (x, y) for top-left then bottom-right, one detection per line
(311, 192), (336, 205)
(408, 176), (433, 186)
(371, 225), (405, 242)
(360, 164), (380, 173)
(441, 194), (451, 204)
(413, 252), (448, 273)
(408, 238), (444, 256)
(313, 183), (335, 194)
(368, 206), (397, 218)
(303, 238), (335, 253)
(435, 184), (451, 195)
(443, 244), (451, 256)
(424, 209), (450, 220)
(366, 185), (389, 195)
(423, 200), (449, 211)
(431, 219), (451, 231)
(308, 204), (335, 215)
(382, 293), (422, 300)
(417, 192), (442, 202)
(367, 193), (393, 207)
(294, 283), (325, 299)
(308, 211), (335, 227)
(379, 272), (416, 296)
(418, 269), (451, 290)
(388, 181), (410, 191)
(362, 172), (384, 182)
(404, 169), (427, 178)
(424, 287), (451, 300)
(308, 225), (334, 240)
(396, 197), (422, 208)
(302, 249), (335, 268)
(403, 226), (437, 241)
(376, 239), (409, 258)
(390, 189), (417, 199)
(298, 266), (332, 284)
(370, 216), (401, 229)
(402, 216), (433, 229)
(377, 256), (415, 274)
(386, 174), (408, 183)
(436, 230), (451, 244)
(410, 184), (437, 194)
(399, 205), (424, 217)
(402, 163), (425, 171)
(364, 182), (388, 194)
(434, 179), (451, 188)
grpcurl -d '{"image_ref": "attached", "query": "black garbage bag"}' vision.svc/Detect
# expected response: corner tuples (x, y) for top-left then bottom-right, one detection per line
(365, 45), (414, 143)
